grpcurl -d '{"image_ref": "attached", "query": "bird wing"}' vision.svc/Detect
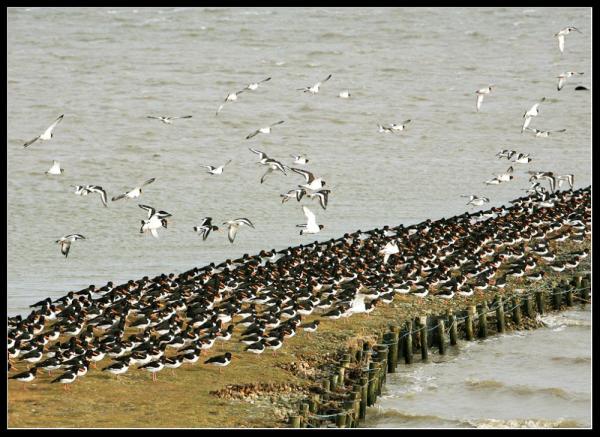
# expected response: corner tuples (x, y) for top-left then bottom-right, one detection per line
(303, 206), (316, 227)
(201, 227), (211, 241)
(138, 204), (156, 219)
(291, 167), (313, 183)
(249, 147), (267, 159)
(271, 120), (285, 127)
(558, 34), (565, 53)
(260, 167), (273, 184)
(260, 77), (272, 83)
(23, 135), (41, 148)
(112, 193), (126, 201)
(150, 228), (159, 239)
(146, 116), (161, 120)
(142, 178), (156, 187)
(88, 186), (108, 207)
(171, 115), (192, 120)
(557, 76), (565, 91)
(246, 129), (261, 140)
(476, 94), (484, 111)
(216, 104), (225, 115)
(60, 241), (71, 257)
(235, 218), (254, 228)
(322, 74), (332, 83)
(227, 224), (238, 243)
(42, 114), (64, 137)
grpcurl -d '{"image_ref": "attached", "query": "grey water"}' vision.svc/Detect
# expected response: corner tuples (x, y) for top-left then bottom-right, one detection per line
(363, 307), (592, 428)
(7, 7), (591, 428)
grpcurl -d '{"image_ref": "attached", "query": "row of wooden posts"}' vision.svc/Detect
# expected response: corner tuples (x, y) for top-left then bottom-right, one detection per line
(288, 273), (591, 428)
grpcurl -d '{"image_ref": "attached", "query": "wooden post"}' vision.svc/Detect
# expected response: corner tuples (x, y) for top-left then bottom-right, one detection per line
(448, 312), (458, 346)
(397, 325), (405, 362)
(437, 318), (446, 355)
(404, 320), (413, 364)
(335, 410), (347, 428)
(289, 416), (301, 428)
(322, 379), (331, 392)
(386, 327), (399, 372)
(524, 294), (534, 319)
(330, 374), (338, 390)
(338, 367), (346, 387)
(566, 278), (574, 307)
(553, 285), (562, 311)
(574, 273), (583, 290)
(581, 278), (590, 304)
(478, 303), (488, 338)
(359, 376), (368, 419)
(535, 290), (545, 315)
(367, 361), (377, 406)
(512, 296), (522, 326)
(496, 297), (505, 334)
(466, 306), (475, 341)
(418, 316), (428, 362)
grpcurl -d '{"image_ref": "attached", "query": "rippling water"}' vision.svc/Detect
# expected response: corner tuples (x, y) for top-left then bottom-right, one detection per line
(363, 307), (591, 428)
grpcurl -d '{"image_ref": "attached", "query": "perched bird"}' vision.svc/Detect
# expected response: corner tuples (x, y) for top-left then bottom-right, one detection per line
(557, 72), (584, 91)
(45, 160), (64, 175)
(521, 98), (546, 133)
(246, 120), (285, 139)
(475, 85), (494, 111)
(112, 178), (156, 201)
(245, 77), (271, 91)
(56, 234), (86, 258)
(23, 114), (64, 148)
(204, 352), (232, 373)
(146, 115), (192, 124)
(298, 206), (323, 235)
(338, 89), (351, 99)
(193, 217), (220, 241)
(8, 367), (37, 388)
(379, 241), (399, 264)
(51, 369), (77, 391)
(525, 127), (567, 138)
(555, 26), (582, 54)
(202, 159), (232, 175)
(297, 74), (332, 94)
(216, 90), (245, 115)
(223, 218), (255, 243)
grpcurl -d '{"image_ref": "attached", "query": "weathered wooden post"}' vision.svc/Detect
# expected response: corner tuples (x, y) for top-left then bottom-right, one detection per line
(335, 410), (347, 428)
(330, 374), (339, 390)
(289, 415), (301, 428)
(535, 290), (545, 315)
(553, 284), (562, 310)
(418, 316), (428, 362)
(581, 277), (590, 303)
(404, 320), (413, 364)
(448, 311), (458, 346)
(466, 306), (475, 341)
(386, 327), (399, 372)
(437, 317), (446, 355)
(359, 376), (368, 419)
(512, 296), (522, 326)
(524, 294), (534, 319)
(565, 278), (574, 307)
(478, 302), (488, 338)
(496, 296), (505, 334)
(322, 379), (331, 392)
(338, 366), (346, 387)
(367, 361), (377, 406)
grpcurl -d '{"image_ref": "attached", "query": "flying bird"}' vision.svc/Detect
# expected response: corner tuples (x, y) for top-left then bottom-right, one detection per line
(112, 178), (156, 201)
(216, 89), (245, 115)
(223, 218), (255, 243)
(56, 234), (86, 258)
(378, 120), (411, 133)
(202, 160), (232, 175)
(557, 72), (584, 91)
(461, 195), (490, 207)
(306, 189), (330, 210)
(72, 185), (108, 207)
(555, 26), (582, 54)
(291, 168), (325, 191)
(245, 77), (271, 91)
(45, 160), (64, 175)
(193, 217), (220, 241)
(146, 115), (192, 124)
(297, 206), (323, 235)
(521, 97), (546, 133)
(297, 74), (332, 94)
(23, 114), (64, 148)
(475, 86), (494, 111)
(280, 188), (306, 203)
(338, 89), (351, 99)
(290, 154), (309, 165)
(525, 127), (567, 138)
(246, 120), (285, 139)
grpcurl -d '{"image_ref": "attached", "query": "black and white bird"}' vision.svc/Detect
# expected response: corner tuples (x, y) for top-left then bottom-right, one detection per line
(338, 89), (351, 99)
(72, 185), (108, 207)
(290, 154), (309, 165)
(555, 26), (582, 54)
(45, 160), (64, 175)
(525, 127), (567, 138)
(112, 178), (156, 201)
(298, 206), (323, 235)
(475, 85), (494, 111)
(291, 168), (325, 191)
(223, 218), (255, 243)
(146, 115), (192, 124)
(513, 153), (532, 164)
(216, 89), (245, 115)
(246, 120), (285, 139)
(379, 241), (399, 264)
(557, 72), (584, 91)
(557, 174), (575, 190)
(528, 171), (556, 193)
(497, 166), (514, 182)
(260, 159), (289, 184)
(138, 357), (165, 382)
(246, 77), (271, 91)
(51, 369), (77, 391)
(9, 367), (37, 386)
(280, 188), (306, 203)
(378, 120), (411, 133)
(202, 160), (232, 175)
(56, 234), (86, 258)
(193, 217), (220, 241)
(461, 195), (490, 207)
(139, 204), (172, 238)
(204, 352), (232, 373)
(521, 98), (546, 133)
(23, 114), (64, 148)
(496, 150), (517, 160)
(297, 74), (332, 94)
(306, 189), (330, 210)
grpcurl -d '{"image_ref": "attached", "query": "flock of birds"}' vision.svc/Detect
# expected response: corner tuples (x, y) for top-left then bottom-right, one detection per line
(8, 23), (590, 391)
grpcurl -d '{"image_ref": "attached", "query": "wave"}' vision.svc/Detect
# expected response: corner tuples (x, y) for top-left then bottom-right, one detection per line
(467, 418), (581, 428)
(465, 378), (575, 400)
